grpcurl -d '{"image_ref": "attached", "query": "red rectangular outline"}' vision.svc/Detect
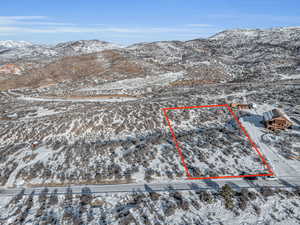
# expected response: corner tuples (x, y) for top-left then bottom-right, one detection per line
(162, 104), (274, 180)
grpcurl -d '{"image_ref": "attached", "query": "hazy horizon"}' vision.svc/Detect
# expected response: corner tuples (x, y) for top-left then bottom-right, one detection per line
(1, 0), (300, 45)
(2, 26), (300, 47)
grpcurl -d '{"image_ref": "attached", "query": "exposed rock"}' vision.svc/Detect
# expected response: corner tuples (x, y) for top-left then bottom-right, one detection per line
(0, 64), (22, 75)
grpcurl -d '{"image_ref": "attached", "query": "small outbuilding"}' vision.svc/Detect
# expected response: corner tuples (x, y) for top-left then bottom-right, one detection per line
(263, 109), (293, 131)
(31, 141), (40, 150)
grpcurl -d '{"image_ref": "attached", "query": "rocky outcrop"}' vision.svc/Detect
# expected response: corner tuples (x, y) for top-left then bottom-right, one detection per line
(0, 64), (22, 75)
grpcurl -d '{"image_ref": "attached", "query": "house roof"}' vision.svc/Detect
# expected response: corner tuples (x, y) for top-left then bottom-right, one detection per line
(263, 108), (292, 123)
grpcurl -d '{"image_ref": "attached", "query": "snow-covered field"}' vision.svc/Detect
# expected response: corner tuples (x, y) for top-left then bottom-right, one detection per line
(79, 72), (185, 92)
(5, 146), (54, 188)
(168, 107), (266, 177)
(17, 95), (139, 103)
(0, 79), (298, 188)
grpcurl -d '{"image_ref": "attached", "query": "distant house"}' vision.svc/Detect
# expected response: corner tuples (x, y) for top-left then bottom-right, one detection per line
(31, 141), (40, 150)
(263, 109), (293, 131)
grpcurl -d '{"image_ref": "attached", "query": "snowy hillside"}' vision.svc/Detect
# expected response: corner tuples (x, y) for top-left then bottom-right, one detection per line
(209, 27), (300, 44)
(0, 39), (122, 65)
(1, 27), (300, 87)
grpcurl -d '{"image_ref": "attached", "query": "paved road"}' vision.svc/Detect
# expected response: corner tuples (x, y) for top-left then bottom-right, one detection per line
(0, 177), (299, 197)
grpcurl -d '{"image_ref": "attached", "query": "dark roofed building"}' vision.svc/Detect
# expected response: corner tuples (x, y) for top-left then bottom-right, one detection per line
(263, 109), (293, 131)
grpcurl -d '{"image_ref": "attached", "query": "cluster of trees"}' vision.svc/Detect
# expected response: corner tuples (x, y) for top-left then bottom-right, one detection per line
(3, 185), (300, 224)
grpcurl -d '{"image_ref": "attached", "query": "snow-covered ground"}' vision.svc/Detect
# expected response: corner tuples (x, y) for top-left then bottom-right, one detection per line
(5, 146), (54, 188)
(165, 107), (266, 177)
(240, 105), (300, 178)
(17, 95), (138, 103)
(19, 107), (62, 119)
(279, 74), (300, 80)
(79, 72), (184, 92)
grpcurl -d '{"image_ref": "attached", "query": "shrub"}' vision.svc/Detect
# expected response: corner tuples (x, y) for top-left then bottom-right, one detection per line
(238, 197), (247, 211)
(164, 203), (176, 217)
(191, 199), (200, 209)
(179, 200), (190, 211)
(197, 190), (214, 204)
(141, 214), (151, 225)
(293, 187), (300, 197)
(170, 192), (183, 202)
(80, 187), (93, 206)
(220, 184), (235, 210)
(149, 192), (161, 201)
(25, 191), (34, 210)
(118, 213), (135, 225)
(38, 187), (48, 204)
(247, 191), (257, 200)
(49, 189), (58, 205)
(260, 187), (274, 198)
(253, 204), (261, 216)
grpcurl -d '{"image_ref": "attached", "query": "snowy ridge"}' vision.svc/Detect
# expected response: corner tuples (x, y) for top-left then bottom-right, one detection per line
(0, 40), (33, 49)
(0, 39), (123, 65)
(209, 26), (300, 43)
(54, 40), (123, 55)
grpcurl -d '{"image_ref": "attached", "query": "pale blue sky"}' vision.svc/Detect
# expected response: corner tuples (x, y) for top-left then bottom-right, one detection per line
(1, 0), (300, 45)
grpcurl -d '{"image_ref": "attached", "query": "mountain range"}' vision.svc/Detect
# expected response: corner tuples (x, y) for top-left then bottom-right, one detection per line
(0, 27), (299, 91)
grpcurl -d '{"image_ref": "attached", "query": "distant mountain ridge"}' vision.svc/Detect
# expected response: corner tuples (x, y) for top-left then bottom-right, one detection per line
(0, 40), (33, 49)
(54, 40), (122, 55)
(0, 39), (123, 64)
(0, 27), (299, 90)
(209, 27), (300, 48)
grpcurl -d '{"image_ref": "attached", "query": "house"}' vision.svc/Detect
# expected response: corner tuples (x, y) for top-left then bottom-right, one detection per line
(230, 103), (254, 110)
(263, 109), (293, 131)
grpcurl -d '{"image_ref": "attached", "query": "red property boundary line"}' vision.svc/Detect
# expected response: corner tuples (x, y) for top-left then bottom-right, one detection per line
(161, 104), (274, 180)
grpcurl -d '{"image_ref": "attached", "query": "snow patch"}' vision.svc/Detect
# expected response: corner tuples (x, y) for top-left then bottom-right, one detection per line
(5, 145), (53, 188)
(279, 74), (300, 80)
(80, 72), (185, 91)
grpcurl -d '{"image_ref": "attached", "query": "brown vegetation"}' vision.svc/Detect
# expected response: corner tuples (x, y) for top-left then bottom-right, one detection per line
(0, 50), (146, 90)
